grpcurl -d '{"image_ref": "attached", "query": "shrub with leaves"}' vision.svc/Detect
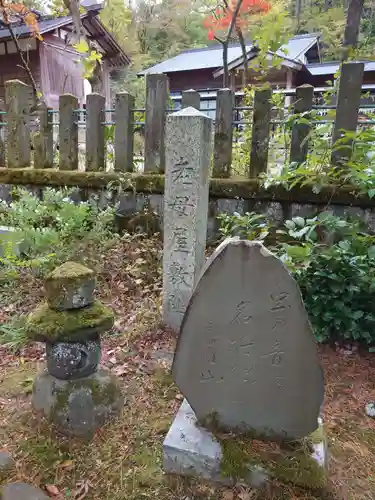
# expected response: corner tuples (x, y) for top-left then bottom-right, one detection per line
(0, 187), (117, 275)
(217, 211), (270, 241)
(217, 210), (375, 347)
(296, 242), (375, 344)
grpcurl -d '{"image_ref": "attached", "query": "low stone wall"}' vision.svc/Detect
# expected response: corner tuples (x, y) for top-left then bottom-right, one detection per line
(115, 191), (375, 242)
(0, 169), (375, 241)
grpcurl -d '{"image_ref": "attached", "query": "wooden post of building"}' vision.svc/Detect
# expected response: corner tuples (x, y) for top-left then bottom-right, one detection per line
(59, 94), (78, 170)
(0, 99), (5, 167)
(115, 92), (134, 172)
(249, 87), (272, 177)
(181, 90), (200, 110)
(331, 62), (364, 166)
(86, 93), (105, 171)
(34, 101), (53, 168)
(144, 73), (169, 173)
(5, 80), (30, 168)
(290, 84), (314, 164)
(213, 88), (234, 178)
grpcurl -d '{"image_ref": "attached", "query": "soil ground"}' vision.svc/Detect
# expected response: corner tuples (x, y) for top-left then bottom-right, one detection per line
(1, 236), (375, 500)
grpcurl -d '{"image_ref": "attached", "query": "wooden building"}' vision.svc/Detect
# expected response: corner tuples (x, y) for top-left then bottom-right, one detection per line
(140, 34), (375, 114)
(139, 34), (321, 92)
(0, 0), (130, 107)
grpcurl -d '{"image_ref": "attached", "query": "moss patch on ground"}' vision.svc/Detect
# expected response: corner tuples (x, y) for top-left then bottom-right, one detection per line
(217, 426), (326, 489)
(1, 341), (375, 500)
(25, 300), (114, 342)
(1, 237), (375, 500)
(0, 364), (35, 397)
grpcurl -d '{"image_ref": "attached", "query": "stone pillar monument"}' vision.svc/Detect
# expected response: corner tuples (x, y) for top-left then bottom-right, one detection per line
(26, 262), (124, 439)
(163, 107), (213, 333)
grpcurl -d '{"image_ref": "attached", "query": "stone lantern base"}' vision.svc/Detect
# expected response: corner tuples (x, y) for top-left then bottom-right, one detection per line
(32, 368), (124, 439)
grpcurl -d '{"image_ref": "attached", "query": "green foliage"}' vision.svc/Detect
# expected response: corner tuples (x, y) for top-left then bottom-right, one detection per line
(0, 188), (117, 276)
(218, 211), (270, 240)
(0, 317), (27, 350)
(217, 210), (375, 347)
(261, 125), (375, 198)
(73, 39), (103, 79)
(296, 241), (375, 344)
(248, 1), (292, 75)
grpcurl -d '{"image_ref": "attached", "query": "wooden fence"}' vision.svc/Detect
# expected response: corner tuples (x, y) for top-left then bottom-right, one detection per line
(0, 61), (372, 180)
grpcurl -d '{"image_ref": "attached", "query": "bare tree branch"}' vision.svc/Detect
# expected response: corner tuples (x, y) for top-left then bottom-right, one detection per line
(236, 25), (249, 86)
(223, 0), (244, 87)
(226, 0), (244, 41)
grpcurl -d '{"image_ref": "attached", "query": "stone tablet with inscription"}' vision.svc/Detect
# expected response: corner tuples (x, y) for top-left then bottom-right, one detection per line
(172, 238), (324, 441)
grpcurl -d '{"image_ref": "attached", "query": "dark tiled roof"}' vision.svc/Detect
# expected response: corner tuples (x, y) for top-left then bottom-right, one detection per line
(0, 2), (103, 41)
(0, 15), (77, 41)
(0, 6), (130, 67)
(140, 33), (320, 75)
(307, 61), (375, 75)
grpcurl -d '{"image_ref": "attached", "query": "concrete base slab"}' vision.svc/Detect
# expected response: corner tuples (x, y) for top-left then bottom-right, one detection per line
(163, 399), (328, 489)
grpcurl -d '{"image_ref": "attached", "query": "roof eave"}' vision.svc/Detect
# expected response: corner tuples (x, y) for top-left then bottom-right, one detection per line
(213, 51), (303, 78)
(0, 13), (89, 42)
(83, 15), (130, 66)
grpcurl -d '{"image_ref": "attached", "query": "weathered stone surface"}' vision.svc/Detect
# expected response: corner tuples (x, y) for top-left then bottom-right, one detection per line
(25, 300), (114, 342)
(163, 107), (213, 333)
(1, 482), (49, 500)
(173, 238), (324, 440)
(32, 368), (124, 439)
(45, 262), (96, 311)
(366, 402), (375, 418)
(0, 451), (15, 477)
(163, 400), (327, 488)
(46, 339), (101, 379)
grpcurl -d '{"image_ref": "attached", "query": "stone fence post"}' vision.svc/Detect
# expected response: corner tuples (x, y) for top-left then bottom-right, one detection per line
(163, 107), (213, 333)
(331, 62), (364, 167)
(144, 73), (169, 173)
(5, 80), (30, 168)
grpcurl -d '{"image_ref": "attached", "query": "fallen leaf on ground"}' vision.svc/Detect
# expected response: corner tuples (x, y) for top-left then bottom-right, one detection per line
(222, 490), (234, 500)
(45, 484), (60, 496)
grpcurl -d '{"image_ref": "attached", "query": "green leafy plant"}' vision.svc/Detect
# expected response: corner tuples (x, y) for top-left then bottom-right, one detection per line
(296, 241), (375, 344)
(0, 187), (118, 275)
(0, 318), (27, 351)
(217, 211), (270, 241)
(217, 210), (375, 347)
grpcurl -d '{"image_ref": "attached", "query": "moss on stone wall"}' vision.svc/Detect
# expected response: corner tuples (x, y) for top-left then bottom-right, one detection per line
(0, 167), (374, 208)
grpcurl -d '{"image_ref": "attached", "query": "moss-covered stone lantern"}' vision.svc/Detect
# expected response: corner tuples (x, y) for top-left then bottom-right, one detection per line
(27, 262), (124, 439)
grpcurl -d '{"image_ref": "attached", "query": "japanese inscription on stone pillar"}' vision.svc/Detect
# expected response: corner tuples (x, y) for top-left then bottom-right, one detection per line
(163, 107), (213, 333)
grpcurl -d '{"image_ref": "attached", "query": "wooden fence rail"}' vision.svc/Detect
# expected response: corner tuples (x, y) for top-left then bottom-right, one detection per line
(0, 61), (368, 178)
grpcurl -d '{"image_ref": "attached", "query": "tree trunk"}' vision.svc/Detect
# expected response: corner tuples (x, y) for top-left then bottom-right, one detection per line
(223, 41), (229, 87)
(89, 62), (104, 94)
(237, 26), (249, 86)
(295, 0), (302, 32)
(342, 0), (365, 59)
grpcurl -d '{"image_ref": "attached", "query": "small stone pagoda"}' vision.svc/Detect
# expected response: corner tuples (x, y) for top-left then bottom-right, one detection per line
(26, 262), (124, 439)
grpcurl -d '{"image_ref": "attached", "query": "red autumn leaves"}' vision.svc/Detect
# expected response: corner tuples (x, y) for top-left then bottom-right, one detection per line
(203, 0), (271, 40)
